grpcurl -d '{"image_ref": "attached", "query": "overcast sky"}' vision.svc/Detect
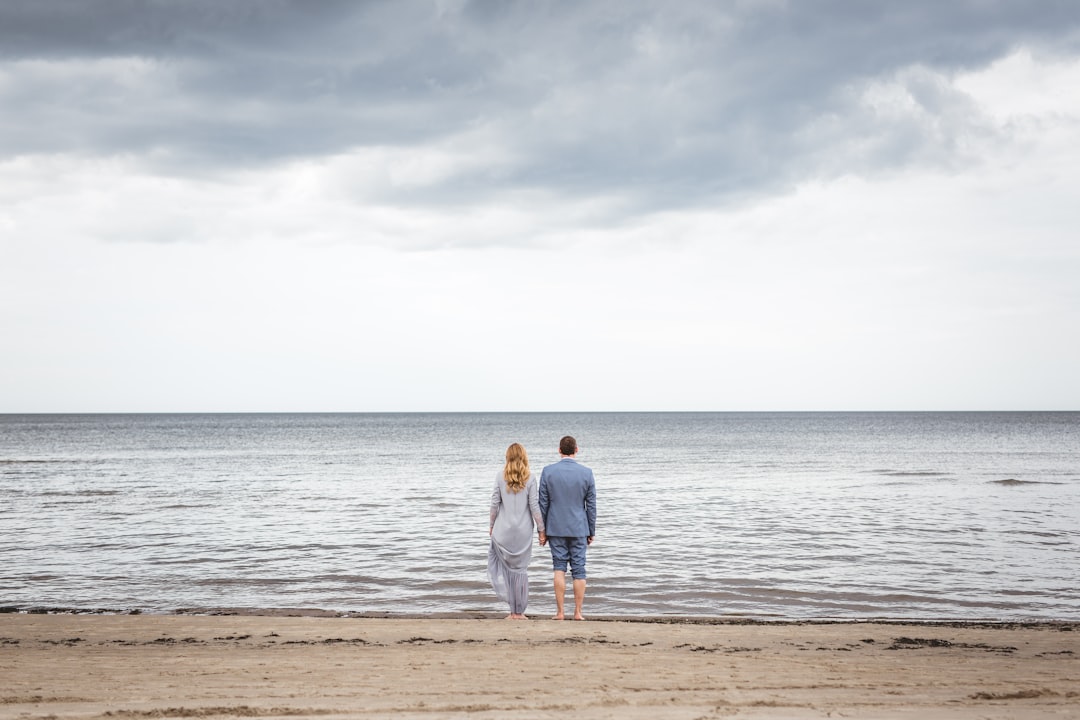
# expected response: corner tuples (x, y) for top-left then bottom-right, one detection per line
(2, 1), (1079, 412)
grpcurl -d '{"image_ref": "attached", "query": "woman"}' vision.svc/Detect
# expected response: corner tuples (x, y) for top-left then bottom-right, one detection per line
(488, 442), (545, 619)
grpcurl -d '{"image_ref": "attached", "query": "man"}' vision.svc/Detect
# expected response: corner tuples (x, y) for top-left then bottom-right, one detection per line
(538, 435), (596, 621)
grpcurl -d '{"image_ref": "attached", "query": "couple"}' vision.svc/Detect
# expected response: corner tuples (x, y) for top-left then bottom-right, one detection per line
(488, 435), (597, 620)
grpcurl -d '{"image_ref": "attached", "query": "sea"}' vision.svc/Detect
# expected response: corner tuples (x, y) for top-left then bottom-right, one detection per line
(1, 412), (1077, 620)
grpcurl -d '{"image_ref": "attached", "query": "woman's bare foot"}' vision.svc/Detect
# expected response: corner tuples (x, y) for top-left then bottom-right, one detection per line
(551, 613), (565, 620)
(573, 614), (586, 620)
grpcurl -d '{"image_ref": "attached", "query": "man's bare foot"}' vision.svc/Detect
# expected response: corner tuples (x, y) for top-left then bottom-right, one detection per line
(551, 613), (565, 620)
(573, 614), (586, 620)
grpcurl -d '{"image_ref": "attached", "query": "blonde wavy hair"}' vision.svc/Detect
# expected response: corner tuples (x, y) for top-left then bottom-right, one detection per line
(503, 442), (530, 493)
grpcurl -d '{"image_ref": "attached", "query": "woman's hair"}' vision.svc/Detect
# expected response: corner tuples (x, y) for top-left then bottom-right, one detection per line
(503, 442), (530, 493)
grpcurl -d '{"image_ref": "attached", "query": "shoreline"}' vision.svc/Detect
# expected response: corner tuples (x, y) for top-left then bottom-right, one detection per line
(3, 613), (1078, 718)
(3, 604), (1078, 628)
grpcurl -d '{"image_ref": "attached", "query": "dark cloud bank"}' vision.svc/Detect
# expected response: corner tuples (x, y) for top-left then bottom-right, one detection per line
(3, 0), (1079, 210)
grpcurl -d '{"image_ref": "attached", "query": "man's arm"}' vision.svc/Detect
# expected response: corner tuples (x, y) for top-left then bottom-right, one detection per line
(585, 472), (596, 540)
(537, 470), (550, 545)
(538, 469), (549, 521)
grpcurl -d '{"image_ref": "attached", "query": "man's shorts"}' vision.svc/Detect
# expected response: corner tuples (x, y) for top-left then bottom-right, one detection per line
(547, 536), (588, 580)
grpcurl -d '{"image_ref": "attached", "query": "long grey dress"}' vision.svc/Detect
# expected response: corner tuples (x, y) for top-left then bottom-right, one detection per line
(488, 472), (544, 614)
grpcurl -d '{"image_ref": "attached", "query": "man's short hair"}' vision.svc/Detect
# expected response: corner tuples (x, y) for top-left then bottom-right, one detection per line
(559, 435), (578, 456)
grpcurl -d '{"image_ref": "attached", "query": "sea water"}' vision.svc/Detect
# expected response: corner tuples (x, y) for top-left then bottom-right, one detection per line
(1, 412), (1077, 619)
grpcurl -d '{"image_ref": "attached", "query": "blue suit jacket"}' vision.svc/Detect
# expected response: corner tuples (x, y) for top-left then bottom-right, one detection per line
(538, 457), (596, 538)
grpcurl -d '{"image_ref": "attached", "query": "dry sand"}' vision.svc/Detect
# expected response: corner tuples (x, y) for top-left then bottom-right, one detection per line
(2, 613), (1078, 719)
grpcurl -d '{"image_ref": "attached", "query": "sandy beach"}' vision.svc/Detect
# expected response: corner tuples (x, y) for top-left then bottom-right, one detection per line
(1, 613), (1077, 719)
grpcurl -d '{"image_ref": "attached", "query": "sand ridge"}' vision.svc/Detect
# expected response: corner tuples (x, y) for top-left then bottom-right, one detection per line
(1, 614), (1078, 719)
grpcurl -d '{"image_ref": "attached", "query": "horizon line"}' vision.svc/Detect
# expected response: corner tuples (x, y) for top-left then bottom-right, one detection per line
(2, 409), (1078, 416)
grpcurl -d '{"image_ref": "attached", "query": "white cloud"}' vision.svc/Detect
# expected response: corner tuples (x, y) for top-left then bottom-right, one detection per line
(3, 120), (1076, 412)
(955, 49), (1080, 122)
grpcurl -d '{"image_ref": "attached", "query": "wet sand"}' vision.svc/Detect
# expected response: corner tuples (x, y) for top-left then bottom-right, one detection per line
(1, 613), (1078, 718)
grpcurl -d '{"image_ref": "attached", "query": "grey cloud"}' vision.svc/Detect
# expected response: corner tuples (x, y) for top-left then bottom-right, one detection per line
(2, 0), (1079, 215)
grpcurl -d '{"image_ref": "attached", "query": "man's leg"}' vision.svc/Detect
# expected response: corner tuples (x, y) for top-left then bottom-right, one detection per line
(553, 570), (566, 620)
(569, 537), (588, 620)
(548, 537), (571, 620)
(572, 578), (586, 620)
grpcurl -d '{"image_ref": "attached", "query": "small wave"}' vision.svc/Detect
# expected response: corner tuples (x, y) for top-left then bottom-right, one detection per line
(38, 489), (121, 497)
(153, 557), (219, 566)
(0, 458), (111, 465)
(193, 577), (300, 587)
(990, 479), (1061, 486)
(417, 579), (488, 591)
(880, 470), (950, 477)
(1002, 529), (1064, 538)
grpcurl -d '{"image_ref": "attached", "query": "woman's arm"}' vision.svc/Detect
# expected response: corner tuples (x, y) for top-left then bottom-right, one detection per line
(489, 475), (502, 534)
(528, 475), (545, 535)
